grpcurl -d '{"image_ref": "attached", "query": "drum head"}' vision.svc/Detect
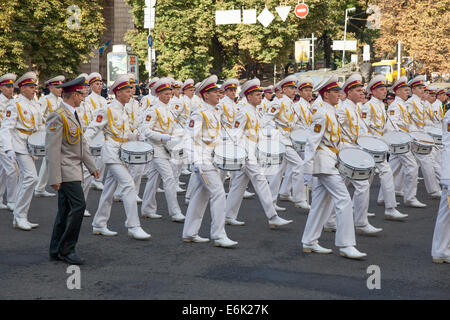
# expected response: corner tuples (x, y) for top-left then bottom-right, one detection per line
(409, 131), (433, 144)
(290, 129), (308, 144)
(339, 148), (375, 169)
(28, 130), (46, 145)
(257, 139), (286, 155)
(357, 136), (389, 152)
(425, 127), (442, 138)
(122, 141), (153, 153)
(214, 143), (246, 160)
(382, 131), (412, 145)
(91, 131), (105, 147)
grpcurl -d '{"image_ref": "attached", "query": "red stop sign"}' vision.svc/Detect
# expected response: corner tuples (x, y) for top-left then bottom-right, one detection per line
(295, 3), (309, 18)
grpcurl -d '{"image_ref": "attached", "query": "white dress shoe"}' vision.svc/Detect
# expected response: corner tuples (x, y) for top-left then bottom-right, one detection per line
(302, 243), (332, 254)
(430, 191), (441, 199)
(127, 227), (151, 240)
(356, 224), (383, 235)
(142, 212), (162, 219)
(183, 235), (210, 243)
(0, 203), (8, 210)
(323, 225), (337, 233)
(91, 181), (104, 190)
(34, 190), (56, 197)
(178, 181), (186, 186)
(181, 169), (191, 175)
(171, 212), (186, 222)
(243, 190), (255, 199)
(404, 199), (427, 208)
(84, 210), (91, 217)
(136, 196), (143, 203)
(176, 186), (186, 193)
(273, 203), (286, 212)
(269, 215), (293, 228)
(225, 218), (245, 226)
(295, 200), (310, 210)
(214, 237), (238, 248)
(26, 220), (39, 228)
(339, 246), (367, 259)
(13, 218), (31, 231)
(432, 256), (450, 264)
(113, 196), (122, 202)
(7, 203), (15, 211)
(157, 187), (164, 193)
(385, 209), (408, 221)
(395, 191), (404, 197)
(367, 212), (376, 217)
(184, 198), (190, 205)
(92, 226), (118, 236)
(279, 195), (293, 202)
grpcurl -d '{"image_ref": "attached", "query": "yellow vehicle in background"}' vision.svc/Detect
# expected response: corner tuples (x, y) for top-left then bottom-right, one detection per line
(372, 60), (406, 85)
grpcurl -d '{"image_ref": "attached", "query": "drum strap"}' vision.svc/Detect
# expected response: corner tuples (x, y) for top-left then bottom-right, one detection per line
(318, 145), (339, 155)
(109, 135), (128, 143)
(18, 128), (33, 135)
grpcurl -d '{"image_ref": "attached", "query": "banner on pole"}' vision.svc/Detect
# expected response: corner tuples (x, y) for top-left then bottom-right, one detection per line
(295, 40), (310, 63)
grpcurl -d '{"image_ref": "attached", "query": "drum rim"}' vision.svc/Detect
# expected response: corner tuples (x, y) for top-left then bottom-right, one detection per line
(338, 148), (375, 169)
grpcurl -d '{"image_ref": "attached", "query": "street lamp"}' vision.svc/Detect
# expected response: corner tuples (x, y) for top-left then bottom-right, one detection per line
(342, 7), (356, 67)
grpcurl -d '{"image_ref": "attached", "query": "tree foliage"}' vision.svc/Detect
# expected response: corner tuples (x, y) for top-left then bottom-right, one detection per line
(373, 0), (450, 73)
(0, 0), (105, 80)
(125, 0), (378, 81)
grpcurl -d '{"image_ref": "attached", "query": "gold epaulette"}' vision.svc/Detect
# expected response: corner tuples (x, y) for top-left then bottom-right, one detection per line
(55, 107), (65, 114)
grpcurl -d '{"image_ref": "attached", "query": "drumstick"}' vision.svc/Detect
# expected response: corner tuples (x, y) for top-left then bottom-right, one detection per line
(229, 172), (233, 191)
(200, 172), (209, 186)
(13, 161), (20, 177)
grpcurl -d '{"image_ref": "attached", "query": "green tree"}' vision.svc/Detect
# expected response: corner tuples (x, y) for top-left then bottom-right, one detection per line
(0, 0), (105, 81)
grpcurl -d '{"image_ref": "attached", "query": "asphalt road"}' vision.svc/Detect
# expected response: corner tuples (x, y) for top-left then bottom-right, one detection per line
(0, 160), (449, 300)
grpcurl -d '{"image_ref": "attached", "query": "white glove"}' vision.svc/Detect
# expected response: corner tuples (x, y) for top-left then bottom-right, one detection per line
(161, 134), (171, 143)
(303, 173), (313, 185)
(6, 150), (16, 162)
(138, 133), (146, 142)
(192, 163), (203, 174)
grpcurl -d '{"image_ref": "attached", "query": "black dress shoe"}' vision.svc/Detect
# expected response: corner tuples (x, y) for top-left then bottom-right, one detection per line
(58, 252), (85, 265)
(49, 254), (61, 261)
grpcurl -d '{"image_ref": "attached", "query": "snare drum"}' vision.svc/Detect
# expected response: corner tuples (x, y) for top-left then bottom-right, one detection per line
(27, 131), (46, 157)
(337, 148), (375, 180)
(213, 143), (246, 171)
(409, 131), (434, 155)
(357, 135), (389, 163)
(89, 131), (104, 157)
(425, 127), (442, 145)
(381, 131), (412, 154)
(290, 129), (307, 154)
(166, 136), (184, 160)
(120, 141), (154, 164)
(257, 139), (286, 167)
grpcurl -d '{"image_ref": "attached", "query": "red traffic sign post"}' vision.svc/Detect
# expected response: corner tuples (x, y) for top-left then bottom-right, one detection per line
(295, 3), (309, 18)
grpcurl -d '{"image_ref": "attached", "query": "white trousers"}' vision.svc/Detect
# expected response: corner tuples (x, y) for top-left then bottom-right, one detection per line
(141, 158), (182, 217)
(373, 160), (397, 208)
(302, 174), (356, 247)
(414, 153), (440, 194)
(182, 165), (227, 240)
(225, 163), (277, 220)
(268, 146), (305, 203)
(35, 158), (49, 192)
(114, 163), (146, 198)
(431, 148), (441, 181)
(431, 187), (450, 258)
(386, 152), (419, 202)
(0, 151), (18, 205)
(92, 164), (141, 228)
(14, 154), (38, 219)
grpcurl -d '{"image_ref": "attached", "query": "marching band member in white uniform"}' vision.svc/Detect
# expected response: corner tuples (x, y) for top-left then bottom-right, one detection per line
(0, 72), (43, 230)
(0, 73), (18, 211)
(301, 75), (366, 259)
(360, 75), (408, 220)
(34, 75), (64, 198)
(140, 77), (159, 111)
(261, 75), (309, 211)
(182, 75), (238, 248)
(84, 74), (151, 240)
(406, 75), (441, 198)
(386, 76), (425, 208)
(224, 78), (292, 228)
(138, 77), (185, 222)
(431, 109), (450, 263)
